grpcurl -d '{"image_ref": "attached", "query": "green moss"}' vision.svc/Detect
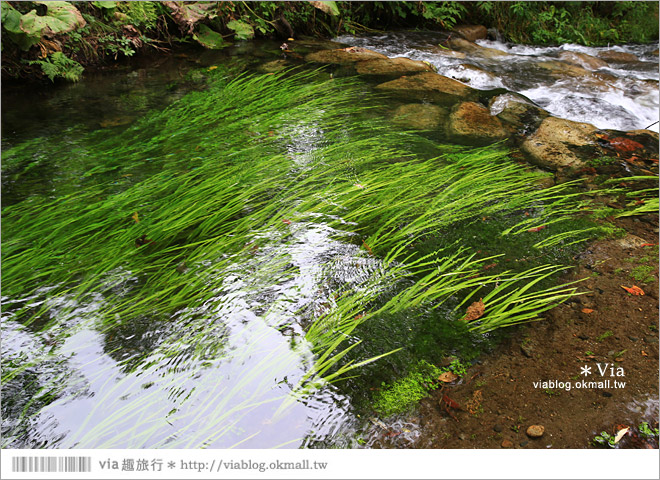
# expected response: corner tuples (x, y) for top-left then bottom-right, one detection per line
(372, 360), (442, 416)
(630, 265), (655, 283)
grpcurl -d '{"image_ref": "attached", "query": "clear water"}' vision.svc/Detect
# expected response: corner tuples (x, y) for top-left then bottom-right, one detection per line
(2, 34), (656, 451)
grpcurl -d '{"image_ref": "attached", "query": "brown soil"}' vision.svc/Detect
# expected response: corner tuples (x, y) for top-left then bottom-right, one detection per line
(414, 216), (659, 449)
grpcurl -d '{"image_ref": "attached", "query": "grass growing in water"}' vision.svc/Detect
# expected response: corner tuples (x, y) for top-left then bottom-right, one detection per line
(1, 67), (626, 448)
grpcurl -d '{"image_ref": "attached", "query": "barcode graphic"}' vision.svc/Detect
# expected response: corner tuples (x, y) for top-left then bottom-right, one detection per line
(11, 456), (92, 473)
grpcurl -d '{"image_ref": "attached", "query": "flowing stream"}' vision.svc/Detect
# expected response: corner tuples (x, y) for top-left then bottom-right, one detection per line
(1, 33), (658, 450)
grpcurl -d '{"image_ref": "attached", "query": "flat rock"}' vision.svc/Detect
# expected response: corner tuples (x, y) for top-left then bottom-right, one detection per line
(521, 116), (600, 171)
(425, 47), (467, 59)
(501, 439), (514, 448)
(391, 103), (448, 130)
(305, 47), (387, 64)
(447, 37), (509, 58)
(452, 24), (488, 42)
(257, 59), (291, 73)
(536, 60), (591, 78)
(598, 50), (639, 63)
(615, 235), (649, 249)
(355, 57), (434, 76)
(447, 101), (508, 145)
(558, 51), (608, 70)
(526, 425), (545, 438)
(375, 72), (476, 105)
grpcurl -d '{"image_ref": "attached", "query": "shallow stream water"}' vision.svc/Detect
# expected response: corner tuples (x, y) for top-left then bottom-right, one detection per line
(1, 33), (658, 450)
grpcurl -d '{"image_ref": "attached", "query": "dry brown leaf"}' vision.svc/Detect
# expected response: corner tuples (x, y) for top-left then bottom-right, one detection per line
(438, 371), (458, 383)
(463, 298), (485, 322)
(131, 212), (139, 223)
(581, 308), (594, 314)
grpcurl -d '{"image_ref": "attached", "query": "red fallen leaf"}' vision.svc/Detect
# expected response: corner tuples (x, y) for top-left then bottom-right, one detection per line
(482, 263), (498, 270)
(649, 158), (658, 164)
(354, 313), (365, 320)
(442, 394), (461, 410)
(385, 431), (401, 438)
(524, 211), (530, 216)
(581, 308), (594, 314)
(462, 298), (485, 322)
(362, 240), (374, 256)
(282, 219), (292, 225)
(621, 285), (645, 295)
(640, 243), (657, 247)
(634, 199), (646, 205)
(528, 225), (546, 232)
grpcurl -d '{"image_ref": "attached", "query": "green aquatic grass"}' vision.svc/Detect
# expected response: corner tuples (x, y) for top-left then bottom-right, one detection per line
(0, 67), (628, 448)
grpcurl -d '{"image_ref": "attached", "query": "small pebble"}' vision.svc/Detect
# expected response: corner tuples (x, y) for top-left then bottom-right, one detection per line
(526, 425), (545, 438)
(493, 424), (503, 433)
(602, 391), (613, 398)
(628, 336), (639, 342)
(578, 334), (589, 340)
(644, 336), (659, 344)
(520, 440), (529, 447)
(501, 439), (513, 448)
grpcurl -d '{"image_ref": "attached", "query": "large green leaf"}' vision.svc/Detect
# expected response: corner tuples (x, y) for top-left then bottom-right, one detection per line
(227, 19), (254, 40)
(1, 1), (23, 34)
(308, 1), (340, 16)
(92, 1), (117, 9)
(19, 1), (85, 37)
(192, 24), (226, 49)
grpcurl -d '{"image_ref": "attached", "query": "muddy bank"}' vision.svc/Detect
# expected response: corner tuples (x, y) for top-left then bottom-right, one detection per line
(412, 215), (659, 449)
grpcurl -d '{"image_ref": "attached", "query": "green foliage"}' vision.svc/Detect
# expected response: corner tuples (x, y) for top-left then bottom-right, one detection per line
(1, 1), (85, 51)
(373, 360), (442, 416)
(630, 265), (655, 284)
(193, 24), (226, 49)
(28, 51), (84, 81)
(226, 19), (254, 40)
(593, 431), (616, 448)
(596, 331), (613, 342)
(638, 422), (660, 439)
(419, 1), (467, 29)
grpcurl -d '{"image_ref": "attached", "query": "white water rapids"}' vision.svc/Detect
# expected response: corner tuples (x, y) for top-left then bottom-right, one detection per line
(336, 32), (659, 133)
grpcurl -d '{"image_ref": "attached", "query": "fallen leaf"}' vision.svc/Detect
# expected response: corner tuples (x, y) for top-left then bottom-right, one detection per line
(135, 235), (154, 248)
(207, 66), (218, 71)
(438, 371), (458, 383)
(462, 298), (485, 322)
(131, 212), (139, 223)
(640, 243), (657, 247)
(614, 426), (630, 444)
(362, 240), (374, 256)
(641, 350), (648, 356)
(621, 285), (645, 295)
(581, 308), (594, 314)
(282, 219), (292, 225)
(528, 225), (546, 232)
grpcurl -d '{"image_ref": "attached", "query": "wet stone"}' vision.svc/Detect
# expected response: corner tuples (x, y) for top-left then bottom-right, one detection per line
(520, 440), (529, 447)
(602, 391), (613, 398)
(644, 336), (659, 344)
(628, 336), (638, 342)
(493, 424), (503, 433)
(526, 425), (545, 438)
